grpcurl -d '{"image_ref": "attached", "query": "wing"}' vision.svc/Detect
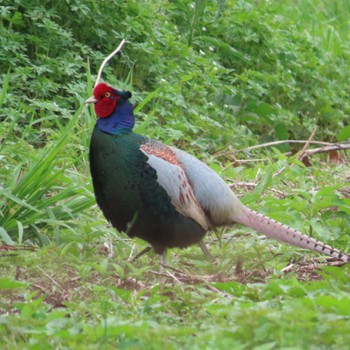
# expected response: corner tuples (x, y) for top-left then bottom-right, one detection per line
(140, 140), (210, 230)
(171, 147), (245, 225)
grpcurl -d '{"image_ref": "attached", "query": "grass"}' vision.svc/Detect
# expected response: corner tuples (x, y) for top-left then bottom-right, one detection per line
(1, 0), (350, 348)
(1, 159), (350, 349)
(0, 103), (94, 245)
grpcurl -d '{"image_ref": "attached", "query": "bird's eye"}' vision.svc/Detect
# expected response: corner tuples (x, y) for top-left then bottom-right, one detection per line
(104, 92), (111, 98)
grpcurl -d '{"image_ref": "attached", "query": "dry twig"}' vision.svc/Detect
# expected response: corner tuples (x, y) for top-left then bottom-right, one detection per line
(94, 39), (127, 87)
(0, 245), (36, 251)
(303, 142), (350, 156)
(229, 181), (286, 197)
(297, 126), (318, 161)
(241, 139), (332, 152)
(37, 266), (64, 291)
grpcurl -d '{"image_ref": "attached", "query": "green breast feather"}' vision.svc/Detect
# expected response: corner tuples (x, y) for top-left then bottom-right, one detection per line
(89, 127), (206, 253)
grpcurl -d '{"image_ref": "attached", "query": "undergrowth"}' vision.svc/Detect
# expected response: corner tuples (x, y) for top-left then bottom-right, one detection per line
(1, 0), (350, 348)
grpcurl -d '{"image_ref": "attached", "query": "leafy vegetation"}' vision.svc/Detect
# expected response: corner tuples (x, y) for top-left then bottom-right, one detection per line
(1, 0), (350, 348)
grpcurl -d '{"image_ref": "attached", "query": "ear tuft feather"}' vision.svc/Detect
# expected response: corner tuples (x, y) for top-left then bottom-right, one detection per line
(115, 90), (132, 99)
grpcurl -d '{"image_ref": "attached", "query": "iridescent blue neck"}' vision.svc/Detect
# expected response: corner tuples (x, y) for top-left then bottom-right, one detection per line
(96, 100), (135, 135)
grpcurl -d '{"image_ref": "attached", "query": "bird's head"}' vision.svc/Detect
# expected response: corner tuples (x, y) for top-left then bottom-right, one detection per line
(86, 83), (132, 118)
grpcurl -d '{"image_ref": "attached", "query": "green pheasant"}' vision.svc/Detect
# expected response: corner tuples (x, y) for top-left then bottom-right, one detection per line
(86, 83), (350, 264)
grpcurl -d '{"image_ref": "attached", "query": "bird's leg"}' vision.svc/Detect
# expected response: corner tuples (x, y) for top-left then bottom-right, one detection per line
(198, 240), (213, 260)
(160, 248), (168, 270)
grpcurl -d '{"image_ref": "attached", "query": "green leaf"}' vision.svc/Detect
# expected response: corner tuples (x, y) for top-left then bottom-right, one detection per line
(0, 68), (11, 106)
(0, 278), (29, 290)
(0, 227), (15, 244)
(338, 125), (350, 141)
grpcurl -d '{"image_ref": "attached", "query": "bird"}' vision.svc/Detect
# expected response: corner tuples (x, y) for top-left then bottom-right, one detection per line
(86, 82), (350, 265)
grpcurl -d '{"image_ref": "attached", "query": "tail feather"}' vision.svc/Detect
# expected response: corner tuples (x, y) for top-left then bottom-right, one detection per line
(235, 207), (350, 263)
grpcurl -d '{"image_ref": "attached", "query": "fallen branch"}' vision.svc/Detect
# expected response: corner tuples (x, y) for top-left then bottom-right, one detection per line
(302, 142), (350, 157)
(0, 244), (36, 251)
(235, 141), (350, 163)
(281, 257), (348, 274)
(241, 139), (332, 152)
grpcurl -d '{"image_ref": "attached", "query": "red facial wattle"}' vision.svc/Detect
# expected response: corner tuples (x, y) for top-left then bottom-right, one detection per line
(93, 83), (118, 118)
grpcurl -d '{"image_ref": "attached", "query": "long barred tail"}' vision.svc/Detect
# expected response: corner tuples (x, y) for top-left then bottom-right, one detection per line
(235, 207), (350, 263)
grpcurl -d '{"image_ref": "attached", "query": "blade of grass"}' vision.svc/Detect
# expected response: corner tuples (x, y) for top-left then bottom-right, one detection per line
(134, 88), (160, 134)
(0, 227), (15, 245)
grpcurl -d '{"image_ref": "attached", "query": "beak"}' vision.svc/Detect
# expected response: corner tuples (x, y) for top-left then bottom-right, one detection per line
(85, 96), (97, 105)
